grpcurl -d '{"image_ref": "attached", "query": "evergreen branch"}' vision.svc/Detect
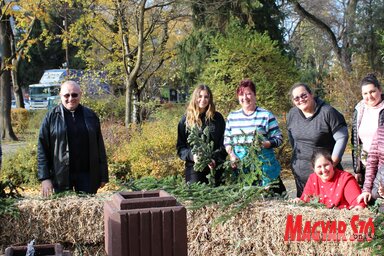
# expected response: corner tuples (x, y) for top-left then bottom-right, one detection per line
(187, 125), (217, 173)
(222, 129), (265, 186)
(123, 175), (284, 224)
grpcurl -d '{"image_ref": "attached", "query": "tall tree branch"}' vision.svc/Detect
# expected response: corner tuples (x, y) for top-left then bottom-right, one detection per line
(290, 1), (341, 60)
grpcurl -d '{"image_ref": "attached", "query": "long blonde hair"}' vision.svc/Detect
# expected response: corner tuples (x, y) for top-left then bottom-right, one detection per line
(185, 85), (216, 128)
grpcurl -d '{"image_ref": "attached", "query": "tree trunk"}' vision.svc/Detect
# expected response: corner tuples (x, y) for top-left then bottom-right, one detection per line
(123, 0), (146, 126)
(0, 12), (18, 140)
(10, 23), (24, 108)
(341, 0), (357, 73)
(124, 76), (132, 127)
(134, 87), (143, 124)
(132, 80), (142, 124)
(12, 58), (24, 108)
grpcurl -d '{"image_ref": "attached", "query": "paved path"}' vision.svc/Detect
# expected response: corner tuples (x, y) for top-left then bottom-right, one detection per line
(342, 153), (354, 172)
(2, 141), (29, 155)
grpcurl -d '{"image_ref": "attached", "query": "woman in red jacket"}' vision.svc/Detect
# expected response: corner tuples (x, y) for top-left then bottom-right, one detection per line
(293, 149), (366, 210)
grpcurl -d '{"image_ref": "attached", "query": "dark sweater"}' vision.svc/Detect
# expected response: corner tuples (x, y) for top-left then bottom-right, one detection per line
(287, 97), (347, 196)
(287, 98), (347, 162)
(63, 106), (90, 174)
(177, 111), (227, 165)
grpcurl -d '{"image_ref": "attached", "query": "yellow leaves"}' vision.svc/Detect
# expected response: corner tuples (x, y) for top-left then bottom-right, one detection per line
(11, 108), (30, 134)
(108, 106), (184, 180)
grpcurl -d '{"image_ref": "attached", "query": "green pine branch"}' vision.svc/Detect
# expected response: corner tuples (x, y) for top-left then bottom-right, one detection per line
(221, 129), (265, 187)
(187, 125), (217, 174)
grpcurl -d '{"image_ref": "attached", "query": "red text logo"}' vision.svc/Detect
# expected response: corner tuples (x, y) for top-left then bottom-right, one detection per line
(284, 214), (374, 242)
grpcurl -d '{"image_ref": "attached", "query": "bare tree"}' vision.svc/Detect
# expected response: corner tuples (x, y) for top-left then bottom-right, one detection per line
(72, 0), (189, 125)
(287, 0), (358, 73)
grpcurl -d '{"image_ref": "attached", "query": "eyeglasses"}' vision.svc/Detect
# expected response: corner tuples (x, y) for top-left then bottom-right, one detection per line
(62, 93), (79, 99)
(292, 93), (308, 102)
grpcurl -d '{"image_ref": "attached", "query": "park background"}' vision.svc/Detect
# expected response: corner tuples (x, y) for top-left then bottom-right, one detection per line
(0, 0), (383, 255)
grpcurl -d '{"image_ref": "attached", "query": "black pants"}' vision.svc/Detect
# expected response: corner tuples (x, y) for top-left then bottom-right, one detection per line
(55, 172), (96, 194)
(185, 166), (224, 186)
(185, 167), (209, 184)
(269, 176), (286, 195)
(292, 171), (306, 198)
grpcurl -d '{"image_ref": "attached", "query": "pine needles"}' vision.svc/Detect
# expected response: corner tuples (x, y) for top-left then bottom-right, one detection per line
(187, 125), (216, 173)
(0, 180), (22, 218)
(123, 175), (284, 224)
(174, 125), (285, 223)
(358, 199), (384, 255)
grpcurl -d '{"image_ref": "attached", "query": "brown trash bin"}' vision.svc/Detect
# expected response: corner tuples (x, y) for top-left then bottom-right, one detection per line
(4, 243), (71, 256)
(104, 190), (187, 256)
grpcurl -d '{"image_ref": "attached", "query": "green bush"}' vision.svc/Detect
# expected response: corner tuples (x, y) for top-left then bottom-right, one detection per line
(81, 95), (125, 121)
(23, 109), (48, 139)
(1, 143), (38, 187)
(108, 103), (185, 180)
(200, 20), (300, 116)
(10, 109), (47, 140)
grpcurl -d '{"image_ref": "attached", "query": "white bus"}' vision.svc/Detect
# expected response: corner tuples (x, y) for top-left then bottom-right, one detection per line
(29, 83), (61, 110)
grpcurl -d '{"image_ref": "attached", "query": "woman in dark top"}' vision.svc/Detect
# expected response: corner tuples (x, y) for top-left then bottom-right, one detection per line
(287, 83), (348, 197)
(176, 85), (227, 185)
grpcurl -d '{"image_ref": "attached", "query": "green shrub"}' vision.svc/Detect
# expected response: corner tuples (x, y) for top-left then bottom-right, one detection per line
(108, 103), (185, 180)
(1, 143), (38, 187)
(27, 110), (48, 129)
(81, 95), (125, 121)
(24, 109), (48, 139)
(200, 20), (300, 116)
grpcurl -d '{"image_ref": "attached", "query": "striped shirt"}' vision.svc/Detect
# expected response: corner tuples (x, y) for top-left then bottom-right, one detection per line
(224, 107), (283, 148)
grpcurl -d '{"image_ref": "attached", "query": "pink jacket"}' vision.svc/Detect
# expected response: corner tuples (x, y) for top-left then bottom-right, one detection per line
(364, 125), (384, 192)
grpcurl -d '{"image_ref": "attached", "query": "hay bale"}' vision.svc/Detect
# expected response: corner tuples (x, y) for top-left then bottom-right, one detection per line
(0, 195), (375, 255)
(187, 201), (374, 256)
(0, 195), (107, 246)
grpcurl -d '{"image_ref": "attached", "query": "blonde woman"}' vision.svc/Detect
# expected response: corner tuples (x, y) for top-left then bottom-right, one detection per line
(176, 85), (227, 185)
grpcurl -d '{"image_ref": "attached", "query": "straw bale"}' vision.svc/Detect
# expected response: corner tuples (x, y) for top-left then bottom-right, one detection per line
(187, 201), (375, 256)
(0, 195), (107, 246)
(0, 195), (376, 255)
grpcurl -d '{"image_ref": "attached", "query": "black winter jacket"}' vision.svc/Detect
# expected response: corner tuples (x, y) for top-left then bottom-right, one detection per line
(37, 104), (108, 192)
(176, 111), (227, 180)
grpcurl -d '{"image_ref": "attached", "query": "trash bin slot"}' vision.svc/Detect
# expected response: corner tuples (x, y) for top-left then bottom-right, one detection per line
(122, 192), (160, 199)
(119, 198), (177, 210)
(116, 190), (172, 201)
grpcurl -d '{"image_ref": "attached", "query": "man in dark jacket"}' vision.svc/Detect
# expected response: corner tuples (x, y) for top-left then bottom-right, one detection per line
(38, 80), (108, 197)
